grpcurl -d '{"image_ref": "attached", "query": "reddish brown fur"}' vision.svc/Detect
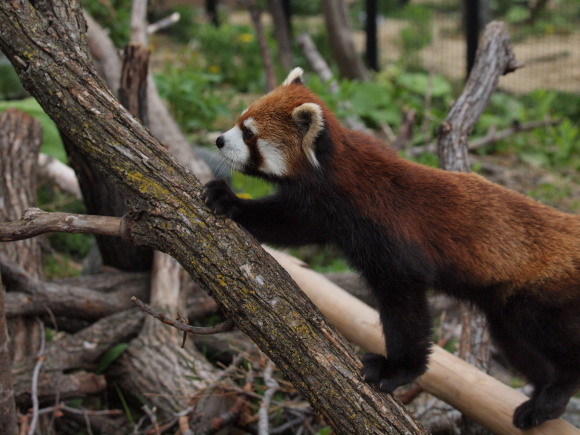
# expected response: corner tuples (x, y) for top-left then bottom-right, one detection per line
(205, 74), (580, 429)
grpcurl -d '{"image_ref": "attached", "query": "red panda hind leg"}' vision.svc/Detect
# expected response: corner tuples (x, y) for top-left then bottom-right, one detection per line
(485, 295), (580, 429)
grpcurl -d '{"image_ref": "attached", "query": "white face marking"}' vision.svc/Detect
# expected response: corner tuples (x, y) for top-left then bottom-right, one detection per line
(219, 125), (249, 171)
(257, 138), (288, 176)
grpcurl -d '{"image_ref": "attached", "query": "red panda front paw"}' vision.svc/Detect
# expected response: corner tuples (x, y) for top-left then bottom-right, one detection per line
(361, 353), (423, 393)
(202, 179), (241, 218)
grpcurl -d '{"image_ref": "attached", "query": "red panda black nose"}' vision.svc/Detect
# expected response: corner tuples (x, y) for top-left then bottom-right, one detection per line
(216, 135), (225, 149)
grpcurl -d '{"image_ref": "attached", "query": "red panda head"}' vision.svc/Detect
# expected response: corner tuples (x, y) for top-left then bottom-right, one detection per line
(215, 68), (325, 180)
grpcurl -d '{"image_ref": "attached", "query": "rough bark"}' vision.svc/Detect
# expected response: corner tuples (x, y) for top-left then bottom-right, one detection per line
(0, 108), (43, 431)
(437, 21), (520, 171)
(0, 2), (426, 432)
(1, 257), (148, 320)
(12, 309), (143, 403)
(0, 273), (17, 435)
(0, 109), (43, 277)
(321, 0), (370, 81)
(119, 43), (150, 126)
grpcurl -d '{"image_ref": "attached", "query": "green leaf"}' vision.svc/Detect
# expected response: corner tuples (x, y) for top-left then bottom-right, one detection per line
(95, 343), (128, 374)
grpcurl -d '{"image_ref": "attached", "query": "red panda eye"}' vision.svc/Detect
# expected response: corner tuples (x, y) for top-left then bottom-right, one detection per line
(243, 129), (254, 141)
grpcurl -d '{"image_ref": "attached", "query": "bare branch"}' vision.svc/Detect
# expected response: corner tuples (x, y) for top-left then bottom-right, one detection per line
(147, 12), (180, 35)
(28, 318), (46, 435)
(131, 297), (235, 335)
(437, 21), (520, 171)
(0, 208), (126, 242)
(258, 360), (279, 435)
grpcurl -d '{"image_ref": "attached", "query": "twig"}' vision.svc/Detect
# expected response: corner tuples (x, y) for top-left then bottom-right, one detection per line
(147, 12), (180, 35)
(201, 366), (254, 434)
(142, 405), (160, 435)
(258, 359), (280, 435)
(420, 72), (434, 137)
(131, 297), (235, 335)
(391, 109), (416, 151)
(28, 318), (46, 435)
(59, 404), (123, 416)
(0, 208), (126, 242)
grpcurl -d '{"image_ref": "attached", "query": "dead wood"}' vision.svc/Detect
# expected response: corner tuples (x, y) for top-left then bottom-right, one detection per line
(37, 153), (82, 200)
(85, 9), (213, 184)
(0, 109), (43, 277)
(1, 256), (148, 320)
(0, 208), (126, 242)
(0, 273), (18, 435)
(0, 2), (427, 432)
(437, 21), (522, 171)
(0, 108), (43, 434)
(13, 309), (143, 403)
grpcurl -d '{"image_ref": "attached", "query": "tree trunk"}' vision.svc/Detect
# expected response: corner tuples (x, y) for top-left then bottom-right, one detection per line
(0, 273), (17, 435)
(269, 0), (293, 71)
(0, 2), (426, 432)
(0, 109), (43, 277)
(245, 1), (277, 92)
(321, 0), (370, 81)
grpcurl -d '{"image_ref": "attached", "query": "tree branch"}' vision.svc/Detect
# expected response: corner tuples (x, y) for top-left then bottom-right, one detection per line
(131, 297), (235, 335)
(0, 208), (126, 242)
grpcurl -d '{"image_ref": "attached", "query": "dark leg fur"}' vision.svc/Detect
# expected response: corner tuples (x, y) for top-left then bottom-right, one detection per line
(486, 296), (580, 429)
(514, 378), (576, 429)
(361, 281), (432, 393)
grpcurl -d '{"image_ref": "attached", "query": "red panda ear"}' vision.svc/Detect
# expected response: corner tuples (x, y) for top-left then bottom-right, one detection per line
(282, 67), (304, 86)
(292, 102), (324, 167)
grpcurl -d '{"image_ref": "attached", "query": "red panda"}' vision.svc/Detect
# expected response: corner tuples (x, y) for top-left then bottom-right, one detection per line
(203, 67), (580, 429)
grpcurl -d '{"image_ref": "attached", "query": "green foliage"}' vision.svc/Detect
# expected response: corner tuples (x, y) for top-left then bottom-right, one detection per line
(43, 254), (81, 279)
(84, 0), (132, 47)
(398, 5), (433, 68)
(231, 172), (273, 198)
(192, 23), (266, 92)
(0, 61), (27, 100)
(292, 0), (322, 16)
(474, 90), (580, 172)
(154, 63), (230, 133)
(96, 343), (128, 374)
(113, 382), (135, 427)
